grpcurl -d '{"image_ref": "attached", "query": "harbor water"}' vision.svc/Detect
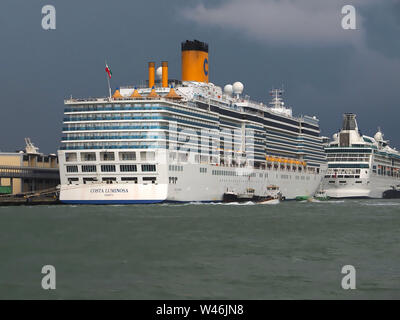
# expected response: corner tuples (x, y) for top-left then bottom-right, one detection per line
(0, 200), (399, 299)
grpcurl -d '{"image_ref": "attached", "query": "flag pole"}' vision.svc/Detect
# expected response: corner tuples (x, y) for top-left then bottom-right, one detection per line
(105, 60), (112, 100)
(107, 75), (111, 99)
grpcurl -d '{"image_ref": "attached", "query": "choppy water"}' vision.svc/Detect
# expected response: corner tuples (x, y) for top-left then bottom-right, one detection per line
(0, 199), (399, 299)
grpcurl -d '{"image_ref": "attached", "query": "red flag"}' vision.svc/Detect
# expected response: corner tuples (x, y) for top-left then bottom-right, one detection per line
(105, 64), (112, 79)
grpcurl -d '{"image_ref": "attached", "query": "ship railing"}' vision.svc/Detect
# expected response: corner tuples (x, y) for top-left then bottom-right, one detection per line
(302, 115), (319, 125)
(193, 96), (244, 113)
(64, 96), (190, 107)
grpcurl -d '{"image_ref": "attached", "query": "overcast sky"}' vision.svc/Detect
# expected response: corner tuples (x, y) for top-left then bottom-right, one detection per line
(0, 0), (399, 153)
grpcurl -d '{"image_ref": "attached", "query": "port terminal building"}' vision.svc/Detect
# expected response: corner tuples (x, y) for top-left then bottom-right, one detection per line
(0, 139), (60, 195)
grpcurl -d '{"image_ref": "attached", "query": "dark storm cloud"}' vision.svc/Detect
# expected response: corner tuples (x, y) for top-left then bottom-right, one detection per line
(0, 0), (399, 152)
(362, 1), (400, 60)
(181, 0), (400, 144)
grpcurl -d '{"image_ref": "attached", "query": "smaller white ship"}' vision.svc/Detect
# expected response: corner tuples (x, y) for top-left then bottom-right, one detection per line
(258, 185), (282, 204)
(322, 113), (400, 198)
(314, 189), (330, 201)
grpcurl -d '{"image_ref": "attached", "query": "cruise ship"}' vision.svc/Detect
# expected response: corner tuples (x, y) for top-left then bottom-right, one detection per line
(58, 40), (327, 204)
(322, 113), (400, 198)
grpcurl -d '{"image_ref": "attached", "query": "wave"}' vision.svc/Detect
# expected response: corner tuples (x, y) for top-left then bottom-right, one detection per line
(362, 202), (400, 207)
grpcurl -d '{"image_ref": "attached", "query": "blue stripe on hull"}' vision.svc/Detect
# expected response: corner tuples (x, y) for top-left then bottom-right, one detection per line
(61, 199), (164, 204)
(61, 199), (223, 205)
(164, 200), (222, 204)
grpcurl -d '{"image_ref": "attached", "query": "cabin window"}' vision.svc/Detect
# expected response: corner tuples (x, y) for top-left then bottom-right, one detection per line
(102, 177), (116, 184)
(119, 152), (136, 161)
(141, 164), (156, 172)
(178, 153), (189, 162)
(121, 177), (138, 183)
(169, 177), (178, 184)
(143, 177), (156, 184)
(101, 165), (116, 172)
(100, 152), (115, 161)
(140, 151), (155, 161)
(81, 152), (96, 161)
(120, 165), (137, 172)
(82, 165), (97, 172)
(68, 178), (79, 184)
(66, 165), (78, 173)
(83, 177), (97, 184)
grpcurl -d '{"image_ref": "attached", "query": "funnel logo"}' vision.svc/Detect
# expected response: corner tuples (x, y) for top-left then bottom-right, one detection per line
(203, 58), (208, 76)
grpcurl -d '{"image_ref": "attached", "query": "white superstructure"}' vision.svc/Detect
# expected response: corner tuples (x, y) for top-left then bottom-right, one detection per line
(58, 40), (327, 204)
(322, 113), (400, 198)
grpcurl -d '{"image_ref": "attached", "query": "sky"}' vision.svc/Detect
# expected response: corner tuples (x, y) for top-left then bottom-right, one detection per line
(0, 0), (399, 153)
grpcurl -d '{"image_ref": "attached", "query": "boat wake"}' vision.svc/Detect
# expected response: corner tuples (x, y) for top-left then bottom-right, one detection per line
(362, 202), (400, 207)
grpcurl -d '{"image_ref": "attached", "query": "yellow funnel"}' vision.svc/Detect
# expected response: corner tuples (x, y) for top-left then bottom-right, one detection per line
(162, 61), (168, 88)
(181, 40), (209, 83)
(148, 61), (155, 88)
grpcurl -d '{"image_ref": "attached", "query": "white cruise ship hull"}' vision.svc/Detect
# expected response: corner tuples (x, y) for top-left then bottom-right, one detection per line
(60, 163), (325, 204)
(323, 113), (400, 199)
(323, 175), (399, 199)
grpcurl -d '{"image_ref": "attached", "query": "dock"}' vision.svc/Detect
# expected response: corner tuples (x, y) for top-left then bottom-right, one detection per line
(0, 187), (61, 206)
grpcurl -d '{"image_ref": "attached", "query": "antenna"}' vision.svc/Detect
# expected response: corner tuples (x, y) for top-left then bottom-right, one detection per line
(24, 138), (39, 154)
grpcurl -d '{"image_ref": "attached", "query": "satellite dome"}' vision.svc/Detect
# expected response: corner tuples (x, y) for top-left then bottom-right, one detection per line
(333, 133), (338, 140)
(224, 84), (233, 95)
(374, 131), (383, 141)
(156, 67), (162, 80)
(232, 81), (244, 94)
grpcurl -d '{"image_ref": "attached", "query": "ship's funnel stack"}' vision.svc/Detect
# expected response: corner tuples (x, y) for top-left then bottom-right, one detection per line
(340, 113), (358, 147)
(148, 61), (155, 88)
(181, 40), (209, 83)
(342, 113), (357, 131)
(162, 61), (168, 87)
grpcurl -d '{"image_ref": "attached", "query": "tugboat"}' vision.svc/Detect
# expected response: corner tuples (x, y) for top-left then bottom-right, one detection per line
(257, 185), (283, 204)
(314, 189), (330, 201)
(382, 185), (400, 199)
(296, 190), (330, 202)
(222, 185), (283, 204)
(222, 188), (256, 203)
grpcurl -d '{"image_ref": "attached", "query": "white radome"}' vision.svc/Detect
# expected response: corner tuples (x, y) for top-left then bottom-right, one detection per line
(156, 67), (162, 80)
(333, 133), (338, 140)
(374, 131), (383, 141)
(224, 84), (233, 95)
(232, 81), (244, 94)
